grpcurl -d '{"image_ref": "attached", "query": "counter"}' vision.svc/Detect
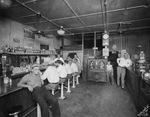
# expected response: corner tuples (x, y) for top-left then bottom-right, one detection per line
(0, 78), (21, 97)
(0, 73), (36, 117)
(126, 68), (150, 112)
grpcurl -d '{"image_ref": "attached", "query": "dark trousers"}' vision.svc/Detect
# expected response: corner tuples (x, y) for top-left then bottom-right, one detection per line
(111, 62), (118, 83)
(32, 86), (61, 117)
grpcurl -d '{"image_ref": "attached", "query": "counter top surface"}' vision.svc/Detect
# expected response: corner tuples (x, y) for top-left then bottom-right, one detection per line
(0, 78), (22, 97)
(0, 68), (46, 97)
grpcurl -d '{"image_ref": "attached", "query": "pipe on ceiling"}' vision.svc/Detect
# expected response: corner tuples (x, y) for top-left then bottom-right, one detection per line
(63, 0), (90, 32)
(17, 5), (145, 26)
(12, 5), (144, 20)
(14, 0), (72, 34)
(12, 0), (38, 7)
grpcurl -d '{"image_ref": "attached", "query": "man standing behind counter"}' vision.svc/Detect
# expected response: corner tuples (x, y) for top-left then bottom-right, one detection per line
(117, 53), (132, 89)
(17, 64), (61, 117)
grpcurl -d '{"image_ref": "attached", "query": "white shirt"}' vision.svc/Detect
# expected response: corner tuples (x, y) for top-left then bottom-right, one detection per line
(117, 58), (132, 67)
(106, 64), (113, 71)
(125, 59), (132, 68)
(73, 58), (80, 63)
(41, 66), (59, 83)
(57, 65), (67, 78)
(70, 62), (78, 73)
(53, 57), (64, 63)
(64, 64), (72, 74)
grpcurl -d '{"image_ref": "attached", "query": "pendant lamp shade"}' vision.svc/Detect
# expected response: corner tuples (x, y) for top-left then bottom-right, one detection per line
(57, 26), (65, 35)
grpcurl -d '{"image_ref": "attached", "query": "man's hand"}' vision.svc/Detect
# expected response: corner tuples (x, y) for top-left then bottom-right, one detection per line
(27, 85), (33, 92)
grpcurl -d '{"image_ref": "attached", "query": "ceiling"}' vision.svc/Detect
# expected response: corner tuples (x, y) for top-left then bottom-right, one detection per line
(1, 0), (150, 38)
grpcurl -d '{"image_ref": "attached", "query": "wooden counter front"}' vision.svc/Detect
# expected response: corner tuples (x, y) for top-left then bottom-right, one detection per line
(126, 69), (150, 112)
(126, 69), (140, 109)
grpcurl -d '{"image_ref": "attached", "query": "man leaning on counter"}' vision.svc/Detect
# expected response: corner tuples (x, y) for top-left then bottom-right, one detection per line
(17, 64), (61, 117)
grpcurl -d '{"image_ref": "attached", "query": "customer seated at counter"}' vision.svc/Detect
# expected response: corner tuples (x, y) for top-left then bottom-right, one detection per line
(55, 60), (67, 79)
(17, 64), (61, 117)
(117, 52), (132, 89)
(41, 63), (60, 90)
(64, 60), (73, 76)
(70, 59), (79, 75)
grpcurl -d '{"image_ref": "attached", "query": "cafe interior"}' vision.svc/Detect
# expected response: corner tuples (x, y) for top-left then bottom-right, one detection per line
(0, 0), (150, 117)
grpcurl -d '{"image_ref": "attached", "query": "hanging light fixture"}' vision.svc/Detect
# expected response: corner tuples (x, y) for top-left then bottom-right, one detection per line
(102, 0), (109, 40)
(57, 26), (65, 35)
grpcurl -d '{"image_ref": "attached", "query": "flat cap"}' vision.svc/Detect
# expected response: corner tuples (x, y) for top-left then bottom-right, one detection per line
(31, 64), (40, 68)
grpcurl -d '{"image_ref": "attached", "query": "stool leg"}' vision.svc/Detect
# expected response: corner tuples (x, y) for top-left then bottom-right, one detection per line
(76, 75), (80, 85)
(72, 75), (76, 88)
(67, 79), (71, 93)
(52, 89), (55, 95)
(59, 83), (65, 99)
(37, 103), (41, 117)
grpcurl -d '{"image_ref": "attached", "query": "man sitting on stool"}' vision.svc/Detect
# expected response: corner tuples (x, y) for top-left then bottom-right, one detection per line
(55, 60), (67, 99)
(41, 63), (60, 94)
(17, 64), (61, 117)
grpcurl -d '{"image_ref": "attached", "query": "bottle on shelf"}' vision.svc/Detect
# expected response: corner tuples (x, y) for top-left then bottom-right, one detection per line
(4, 75), (9, 84)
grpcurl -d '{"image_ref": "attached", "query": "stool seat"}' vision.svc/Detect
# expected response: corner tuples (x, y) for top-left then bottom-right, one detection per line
(7, 105), (23, 116)
(67, 74), (72, 80)
(45, 83), (59, 90)
(59, 78), (66, 83)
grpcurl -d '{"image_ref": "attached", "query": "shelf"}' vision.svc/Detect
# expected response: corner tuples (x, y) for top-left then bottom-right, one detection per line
(0, 52), (56, 56)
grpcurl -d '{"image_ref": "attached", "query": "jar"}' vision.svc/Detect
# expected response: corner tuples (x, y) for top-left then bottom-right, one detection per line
(140, 51), (145, 60)
(4, 76), (9, 84)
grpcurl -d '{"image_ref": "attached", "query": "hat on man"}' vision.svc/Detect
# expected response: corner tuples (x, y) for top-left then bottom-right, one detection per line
(31, 64), (40, 69)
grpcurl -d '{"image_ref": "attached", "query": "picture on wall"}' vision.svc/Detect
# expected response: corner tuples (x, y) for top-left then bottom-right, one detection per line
(23, 28), (35, 48)
(24, 28), (35, 40)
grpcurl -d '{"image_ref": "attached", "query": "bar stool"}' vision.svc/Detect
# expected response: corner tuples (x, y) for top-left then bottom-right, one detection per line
(45, 83), (59, 95)
(37, 103), (41, 117)
(72, 73), (76, 88)
(37, 103), (52, 117)
(7, 105), (23, 117)
(66, 74), (72, 93)
(76, 72), (80, 85)
(59, 78), (66, 99)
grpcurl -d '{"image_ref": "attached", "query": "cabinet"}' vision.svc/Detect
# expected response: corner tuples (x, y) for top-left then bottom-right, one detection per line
(87, 58), (107, 82)
(0, 53), (54, 77)
(126, 69), (150, 112)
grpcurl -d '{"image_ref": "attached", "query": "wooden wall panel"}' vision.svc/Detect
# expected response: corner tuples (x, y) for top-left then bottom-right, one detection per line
(109, 34), (150, 60)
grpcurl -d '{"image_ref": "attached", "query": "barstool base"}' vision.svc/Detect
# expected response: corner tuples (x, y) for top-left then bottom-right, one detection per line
(59, 96), (66, 100)
(67, 90), (71, 93)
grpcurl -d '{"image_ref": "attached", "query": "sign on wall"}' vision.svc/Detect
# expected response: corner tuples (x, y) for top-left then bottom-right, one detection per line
(23, 28), (35, 48)
(24, 28), (35, 39)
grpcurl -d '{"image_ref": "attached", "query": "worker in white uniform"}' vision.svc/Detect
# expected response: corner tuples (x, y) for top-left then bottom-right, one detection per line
(117, 53), (132, 89)
(53, 54), (64, 63)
